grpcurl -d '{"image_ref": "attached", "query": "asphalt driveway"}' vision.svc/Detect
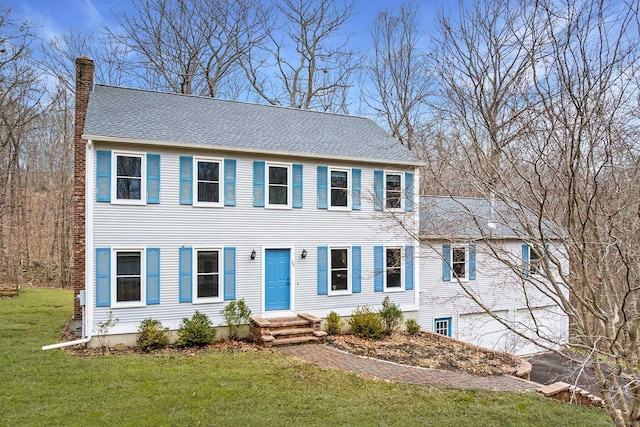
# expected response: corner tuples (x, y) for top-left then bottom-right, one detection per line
(528, 352), (602, 397)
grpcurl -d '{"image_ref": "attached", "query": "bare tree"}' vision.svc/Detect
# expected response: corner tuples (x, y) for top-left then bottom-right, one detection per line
(419, 0), (640, 425)
(111, 0), (266, 98)
(241, 0), (357, 112)
(365, 1), (431, 149)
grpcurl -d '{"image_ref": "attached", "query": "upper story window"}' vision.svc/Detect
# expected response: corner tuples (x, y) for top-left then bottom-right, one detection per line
(268, 164), (290, 208)
(330, 169), (349, 209)
(442, 243), (476, 282)
(385, 172), (402, 209)
(114, 153), (146, 204)
(330, 247), (350, 294)
(386, 247), (402, 290)
(452, 245), (467, 279)
(194, 248), (221, 303)
(529, 247), (542, 275)
(195, 158), (221, 206)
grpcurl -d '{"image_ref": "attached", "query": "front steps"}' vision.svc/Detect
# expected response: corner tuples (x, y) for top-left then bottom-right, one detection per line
(250, 313), (327, 347)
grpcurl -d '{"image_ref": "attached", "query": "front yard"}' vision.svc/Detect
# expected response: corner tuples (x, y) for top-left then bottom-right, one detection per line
(0, 288), (612, 426)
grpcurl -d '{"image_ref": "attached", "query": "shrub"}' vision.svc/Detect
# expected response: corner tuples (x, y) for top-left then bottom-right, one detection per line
(136, 318), (170, 352)
(220, 299), (252, 340)
(405, 318), (420, 336)
(348, 305), (384, 340)
(379, 296), (404, 334)
(324, 311), (343, 335)
(178, 311), (217, 347)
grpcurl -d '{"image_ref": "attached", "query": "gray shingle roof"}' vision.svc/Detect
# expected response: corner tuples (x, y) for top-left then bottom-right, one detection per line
(83, 85), (420, 165)
(420, 196), (561, 240)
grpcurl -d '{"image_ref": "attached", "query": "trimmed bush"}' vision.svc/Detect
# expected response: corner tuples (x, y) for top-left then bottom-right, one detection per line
(348, 305), (384, 340)
(379, 296), (404, 334)
(324, 311), (343, 335)
(405, 318), (420, 336)
(178, 311), (217, 347)
(220, 299), (252, 340)
(136, 318), (170, 352)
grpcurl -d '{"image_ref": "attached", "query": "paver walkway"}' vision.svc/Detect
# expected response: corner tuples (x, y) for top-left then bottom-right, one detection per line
(278, 344), (540, 392)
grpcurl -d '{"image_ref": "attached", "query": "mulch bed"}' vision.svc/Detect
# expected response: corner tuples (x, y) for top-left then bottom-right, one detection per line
(327, 331), (522, 376)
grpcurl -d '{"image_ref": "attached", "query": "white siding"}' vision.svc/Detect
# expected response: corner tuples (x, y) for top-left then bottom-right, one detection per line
(419, 239), (569, 356)
(90, 142), (419, 335)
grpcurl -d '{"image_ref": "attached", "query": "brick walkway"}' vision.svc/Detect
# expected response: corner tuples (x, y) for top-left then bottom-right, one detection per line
(278, 344), (540, 392)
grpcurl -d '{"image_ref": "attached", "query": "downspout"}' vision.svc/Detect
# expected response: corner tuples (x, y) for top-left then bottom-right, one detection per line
(43, 139), (95, 350)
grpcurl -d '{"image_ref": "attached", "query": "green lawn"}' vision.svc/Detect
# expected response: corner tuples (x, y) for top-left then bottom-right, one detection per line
(0, 288), (612, 426)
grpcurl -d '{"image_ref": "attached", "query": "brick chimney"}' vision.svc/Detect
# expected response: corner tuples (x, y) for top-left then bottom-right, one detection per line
(73, 57), (94, 319)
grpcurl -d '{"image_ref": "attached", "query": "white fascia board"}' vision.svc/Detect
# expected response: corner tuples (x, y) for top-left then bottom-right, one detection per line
(82, 134), (426, 168)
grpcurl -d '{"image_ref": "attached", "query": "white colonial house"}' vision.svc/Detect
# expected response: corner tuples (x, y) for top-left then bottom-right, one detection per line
(57, 57), (567, 354)
(418, 196), (569, 356)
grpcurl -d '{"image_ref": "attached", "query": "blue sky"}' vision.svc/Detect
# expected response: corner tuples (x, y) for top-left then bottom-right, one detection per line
(10, 0), (441, 48)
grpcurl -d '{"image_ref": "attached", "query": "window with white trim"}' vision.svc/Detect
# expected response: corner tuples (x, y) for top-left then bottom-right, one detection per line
(385, 172), (402, 209)
(267, 164), (290, 207)
(195, 158), (222, 206)
(113, 249), (145, 307)
(385, 247), (402, 290)
(329, 247), (350, 294)
(452, 245), (467, 280)
(114, 152), (145, 204)
(194, 249), (221, 303)
(330, 168), (350, 209)
(434, 317), (451, 336)
(530, 247), (542, 275)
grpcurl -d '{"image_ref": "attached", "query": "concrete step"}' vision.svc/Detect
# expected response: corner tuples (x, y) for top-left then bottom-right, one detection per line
(272, 335), (319, 346)
(271, 327), (315, 337)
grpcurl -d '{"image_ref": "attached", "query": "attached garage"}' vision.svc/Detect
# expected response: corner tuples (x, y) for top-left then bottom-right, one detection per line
(512, 305), (568, 355)
(458, 311), (511, 353)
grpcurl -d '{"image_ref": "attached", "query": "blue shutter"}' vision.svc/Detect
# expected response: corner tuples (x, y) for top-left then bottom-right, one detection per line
(292, 164), (303, 208)
(224, 159), (236, 206)
(253, 161), (265, 207)
(374, 246), (384, 292)
(146, 248), (160, 304)
(469, 244), (476, 280)
(317, 166), (328, 209)
(96, 150), (111, 202)
(405, 245), (414, 290)
(374, 170), (384, 211)
(317, 246), (328, 295)
(352, 246), (361, 293)
(442, 244), (451, 282)
(522, 244), (530, 277)
(179, 156), (193, 205)
(405, 172), (414, 212)
(224, 247), (236, 300)
(95, 248), (111, 307)
(352, 168), (361, 210)
(146, 154), (160, 204)
(179, 247), (192, 302)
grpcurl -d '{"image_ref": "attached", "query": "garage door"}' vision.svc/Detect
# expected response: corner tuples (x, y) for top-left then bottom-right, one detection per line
(513, 306), (568, 355)
(458, 310), (511, 353)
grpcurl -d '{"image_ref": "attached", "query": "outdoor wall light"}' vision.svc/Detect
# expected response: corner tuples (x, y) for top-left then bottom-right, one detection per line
(250, 249), (256, 260)
(301, 249), (307, 259)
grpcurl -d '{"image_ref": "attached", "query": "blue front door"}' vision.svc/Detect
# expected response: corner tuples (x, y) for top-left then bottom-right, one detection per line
(265, 249), (291, 311)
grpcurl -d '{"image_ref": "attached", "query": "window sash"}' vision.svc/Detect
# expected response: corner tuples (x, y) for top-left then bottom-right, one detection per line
(195, 249), (220, 300)
(452, 246), (466, 279)
(385, 173), (402, 209)
(385, 247), (402, 289)
(330, 169), (349, 207)
(267, 165), (289, 206)
(435, 319), (450, 336)
(529, 248), (542, 275)
(116, 155), (142, 200)
(330, 248), (349, 292)
(196, 160), (220, 203)
(115, 251), (142, 303)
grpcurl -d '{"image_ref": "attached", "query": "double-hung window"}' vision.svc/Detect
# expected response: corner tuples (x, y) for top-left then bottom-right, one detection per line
(113, 249), (145, 307)
(452, 246), (467, 280)
(330, 247), (350, 294)
(529, 247), (542, 275)
(386, 247), (402, 290)
(268, 164), (290, 208)
(114, 152), (145, 204)
(330, 168), (350, 209)
(385, 172), (402, 209)
(194, 249), (221, 303)
(195, 158), (221, 206)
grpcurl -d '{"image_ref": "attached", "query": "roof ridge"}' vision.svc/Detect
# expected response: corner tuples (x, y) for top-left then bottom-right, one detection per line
(92, 84), (372, 121)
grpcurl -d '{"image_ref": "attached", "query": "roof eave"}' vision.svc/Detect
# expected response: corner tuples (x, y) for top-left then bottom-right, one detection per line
(82, 134), (426, 167)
